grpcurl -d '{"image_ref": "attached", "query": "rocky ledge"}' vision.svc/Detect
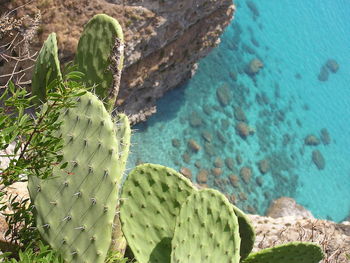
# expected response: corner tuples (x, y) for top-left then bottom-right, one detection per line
(2, 0), (235, 121)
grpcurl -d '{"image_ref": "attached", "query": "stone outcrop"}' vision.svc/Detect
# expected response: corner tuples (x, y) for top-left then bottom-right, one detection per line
(1, 0), (235, 121)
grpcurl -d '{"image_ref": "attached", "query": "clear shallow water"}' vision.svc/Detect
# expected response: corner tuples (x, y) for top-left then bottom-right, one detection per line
(128, 0), (350, 222)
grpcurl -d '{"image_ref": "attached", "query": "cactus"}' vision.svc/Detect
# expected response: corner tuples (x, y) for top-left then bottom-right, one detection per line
(171, 189), (241, 263)
(232, 205), (255, 260)
(31, 33), (62, 102)
(110, 113), (131, 253)
(28, 91), (128, 263)
(242, 242), (324, 263)
(75, 14), (124, 111)
(119, 164), (195, 263)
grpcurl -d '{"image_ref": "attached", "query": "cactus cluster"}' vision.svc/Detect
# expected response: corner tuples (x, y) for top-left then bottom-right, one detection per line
(120, 163), (325, 263)
(31, 14), (124, 111)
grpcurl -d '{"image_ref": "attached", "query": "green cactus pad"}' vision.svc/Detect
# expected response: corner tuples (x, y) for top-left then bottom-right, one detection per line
(171, 189), (241, 263)
(75, 14), (124, 111)
(31, 33), (62, 102)
(232, 205), (255, 260)
(28, 92), (123, 263)
(242, 242), (324, 263)
(120, 164), (195, 263)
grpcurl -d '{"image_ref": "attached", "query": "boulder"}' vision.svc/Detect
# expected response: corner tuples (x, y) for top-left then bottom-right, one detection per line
(240, 166), (252, 184)
(318, 65), (329, 81)
(312, 150), (325, 170)
(225, 157), (235, 171)
(180, 167), (192, 179)
(188, 139), (201, 152)
(245, 58), (263, 76)
(189, 111), (202, 127)
(304, 134), (320, 146)
(211, 167), (222, 177)
(213, 157), (223, 168)
(216, 84), (231, 106)
(236, 122), (250, 139)
(266, 197), (314, 219)
(320, 128), (331, 145)
(171, 138), (180, 148)
(196, 169), (209, 184)
(258, 159), (269, 174)
(326, 59), (339, 73)
(229, 174), (239, 188)
(234, 107), (247, 122)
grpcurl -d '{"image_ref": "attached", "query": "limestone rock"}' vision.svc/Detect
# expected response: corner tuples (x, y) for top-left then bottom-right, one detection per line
(304, 134), (320, 146)
(216, 83), (231, 106)
(196, 169), (208, 184)
(266, 197), (314, 219)
(245, 58), (263, 76)
(240, 166), (252, 184)
(326, 59), (339, 73)
(312, 150), (325, 170)
(179, 167), (192, 180)
(188, 139), (201, 152)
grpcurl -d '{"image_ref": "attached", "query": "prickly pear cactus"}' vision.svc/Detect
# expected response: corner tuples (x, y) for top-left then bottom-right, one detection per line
(110, 113), (131, 253)
(232, 205), (255, 260)
(28, 91), (125, 263)
(75, 14), (124, 111)
(171, 189), (241, 263)
(120, 164), (195, 263)
(31, 32), (62, 102)
(242, 242), (324, 263)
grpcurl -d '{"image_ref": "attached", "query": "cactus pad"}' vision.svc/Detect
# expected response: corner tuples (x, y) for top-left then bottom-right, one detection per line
(28, 92), (123, 263)
(120, 164), (195, 263)
(171, 189), (241, 263)
(75, 14), (124, 111)
(242, 242), (324, 263)
(31, 33), (62, 102)
(232, 205), (255, 260)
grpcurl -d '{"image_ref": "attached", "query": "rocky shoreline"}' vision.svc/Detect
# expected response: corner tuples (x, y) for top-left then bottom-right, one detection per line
(1, 0), (235, 121)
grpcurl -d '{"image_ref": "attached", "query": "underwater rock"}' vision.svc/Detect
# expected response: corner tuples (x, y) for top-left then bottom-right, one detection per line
(304, 134), (320, 146)
(172, 139), (181, 148)
(229, 71), (238, 81)
(246, 205), (256, 214)
(326, 59), (339, 73)
(234, 107), (247, 122)
(229, 194), (237, 204)
(266, 197), (314, 219)
(312, 150), (325, 170)
(204, 142), (215, 156)
(251, 37), (260, 47)
(318, 65), (329, 82)
(245, 58), (263, 76)
(236, 122), (251, 139)
(229, 174), (239, 188)
(180, 167), (192, 180)
(182, 153), (191, 163)
(242, 43), (256, 55)
(225, 157), (235, 171)
(256, 176), (263, 187)
(258, 159), (270, 174)
(295, 73), (302, 79)
(216, 83), (231, 106)
(214, 157), (223, 168)
(320, 128), (331, 145)
(195, 161), (201, 169)
(196, 169), (209, 184)
(188, 139), (201, 152)
(221, 119), (230, 130)
(211, 167), (222, 177)
(238, 192), (248, 201)
(201, 131), (212, 142)
(202, 104), (212, 115)
(240, 166), (252, 184)
(217, 130), (228, 143)
(189, 111), (202, 127)
(236, 154), (243, 165)
(246, 0), (260, 18)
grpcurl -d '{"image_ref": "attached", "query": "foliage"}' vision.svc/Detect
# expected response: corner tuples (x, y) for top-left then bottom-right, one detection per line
(0, 70), (87, 247)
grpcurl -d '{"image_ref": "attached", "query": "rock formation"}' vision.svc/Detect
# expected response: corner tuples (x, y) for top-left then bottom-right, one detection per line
(1, 0), (235, 121)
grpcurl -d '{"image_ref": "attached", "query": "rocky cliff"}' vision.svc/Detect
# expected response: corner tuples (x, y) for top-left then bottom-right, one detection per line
(1, 0), (235, 122)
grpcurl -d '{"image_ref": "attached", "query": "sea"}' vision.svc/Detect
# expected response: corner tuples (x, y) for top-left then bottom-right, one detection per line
(127, 0), (350, 222)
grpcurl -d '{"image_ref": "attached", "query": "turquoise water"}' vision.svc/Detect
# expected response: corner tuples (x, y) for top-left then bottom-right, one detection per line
(128, 0), (350, 222)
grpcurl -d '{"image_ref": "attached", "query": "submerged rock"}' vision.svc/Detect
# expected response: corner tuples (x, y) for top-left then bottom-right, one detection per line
(189, 111), (202, 127)
(318, 65), (329, 82)
(258, 159), (270, 174)
(304, 134), (320, 146)
(214, 157), (223, 168)
(312, 150), (325, 170)
(320, 128), (331, 145)
(246, 0), (260, 18)
(225, 157), (235, 171)
(326, 59), (339, 73)
(216, 83), (231, 106)
(196, 169), (209, 184)
(236, 122), (251, 139)
(188, 139), (201, 152)
(245, 58), (263, 76)
(180, 167), (192, 179)
(211, 167), (222, 177)
(240, 166), (252, 184)
(229, 174), (239, 188)
(171, 139), (181, 148)
(201, 131), (212, 142)
(234, 107), (247, 122)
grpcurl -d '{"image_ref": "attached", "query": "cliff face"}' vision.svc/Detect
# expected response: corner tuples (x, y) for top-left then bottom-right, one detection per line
(2, 0), (235, 121)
